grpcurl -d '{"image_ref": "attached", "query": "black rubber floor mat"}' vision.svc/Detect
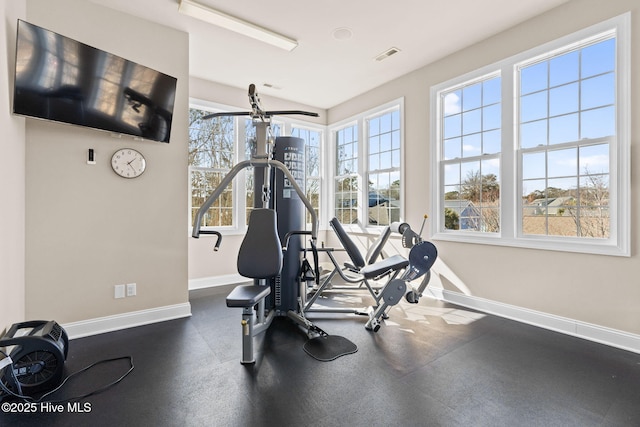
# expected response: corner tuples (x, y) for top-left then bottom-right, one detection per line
(303, 335), (358, 361)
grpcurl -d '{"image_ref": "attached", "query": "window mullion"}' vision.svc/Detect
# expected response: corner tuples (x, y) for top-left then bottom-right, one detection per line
(359, 117), (366, 224)
(235, 116), (245, 232)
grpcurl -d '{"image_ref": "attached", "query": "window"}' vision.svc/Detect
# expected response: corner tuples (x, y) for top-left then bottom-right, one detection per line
(189, 101), (324, 233)
(519, 37), (615, 239)
(431, 14), (629, 256)
(440, 75), (501, 232)
(367, 109), (402, 225)
(292, 127), (322, 225)
(331, 99), (404, 227)
(334, 124), (359, 225)
(188, 107), (236, 228)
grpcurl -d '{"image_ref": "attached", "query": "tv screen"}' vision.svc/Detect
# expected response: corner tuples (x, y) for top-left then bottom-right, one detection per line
(13, 20), (177, 143)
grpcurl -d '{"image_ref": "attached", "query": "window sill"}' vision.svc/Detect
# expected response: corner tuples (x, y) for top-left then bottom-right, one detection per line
(432, 231), (629, 257)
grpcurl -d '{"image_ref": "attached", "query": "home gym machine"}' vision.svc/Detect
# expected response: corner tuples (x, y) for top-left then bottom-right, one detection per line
(192, 84), (439, 363)
(364, 216), (438, 331)
(303, 215), (438, 332)
(192, 84), (331, 364)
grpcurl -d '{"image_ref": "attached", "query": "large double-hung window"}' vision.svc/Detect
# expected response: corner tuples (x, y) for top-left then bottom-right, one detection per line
(368, 109), (402, 226)
(432, 14), (630, 256)
(335, 123), (359, 225)
(332, 100), (404, 227)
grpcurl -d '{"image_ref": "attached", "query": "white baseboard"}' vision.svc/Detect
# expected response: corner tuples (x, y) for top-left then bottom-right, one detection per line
(62, 303), (192, 339)
(62, 273), (247, 340)
(189, 274), (250, 290)
(425, 287), (640, 354)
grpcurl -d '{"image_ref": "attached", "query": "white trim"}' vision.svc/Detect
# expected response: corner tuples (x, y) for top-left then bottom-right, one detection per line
(188, 273), (250, 290)
(425, 287), (640, 354)
(62, 303), (192, 339)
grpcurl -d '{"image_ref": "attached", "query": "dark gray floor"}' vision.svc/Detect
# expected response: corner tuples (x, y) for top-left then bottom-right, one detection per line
(2, 284), (640, 426)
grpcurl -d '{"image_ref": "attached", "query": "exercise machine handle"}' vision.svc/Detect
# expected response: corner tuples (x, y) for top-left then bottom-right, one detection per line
(283, 230), (311, 250)
(202, 110), (318, 120)
(195, 230), (222, 251)
(202, 111), (251, 119)
(263, 110), (319, 118)
(390, 221), (410, 234)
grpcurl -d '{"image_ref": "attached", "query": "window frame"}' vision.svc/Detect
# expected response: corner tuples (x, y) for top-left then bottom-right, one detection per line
(333, 120), (360, 226)
(329, 98), (405, 231)
(438, 71), (503, 234)
(188, 99), (246, 234)
(188, 99), (326, 235)
(430, 13), (630, 256)
(366, 107), (403, 226)
(290, 122), (325, 229)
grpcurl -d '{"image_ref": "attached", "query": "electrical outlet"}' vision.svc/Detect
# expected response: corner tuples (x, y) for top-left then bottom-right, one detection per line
(114, 284), (125, 299)
(126, 283), (137, 297)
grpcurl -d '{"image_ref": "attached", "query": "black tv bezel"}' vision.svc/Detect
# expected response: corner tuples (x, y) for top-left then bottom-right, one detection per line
(12, 19), (178, 144)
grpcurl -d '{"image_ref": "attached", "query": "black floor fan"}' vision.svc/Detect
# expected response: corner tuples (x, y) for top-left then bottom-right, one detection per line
(0, 320), (69, 400)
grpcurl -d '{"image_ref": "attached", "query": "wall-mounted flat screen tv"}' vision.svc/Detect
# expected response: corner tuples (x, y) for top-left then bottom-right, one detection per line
(13, 20), (177, 143)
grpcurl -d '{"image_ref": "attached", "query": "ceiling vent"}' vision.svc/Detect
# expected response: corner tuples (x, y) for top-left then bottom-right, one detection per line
(374, 47), (401, 61)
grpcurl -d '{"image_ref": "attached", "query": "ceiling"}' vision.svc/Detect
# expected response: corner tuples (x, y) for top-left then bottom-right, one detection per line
(91, 0), (569, 109)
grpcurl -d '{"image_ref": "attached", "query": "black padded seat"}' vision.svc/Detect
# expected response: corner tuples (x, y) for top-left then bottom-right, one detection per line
(237, 208), (283, 279)
(359, 254), (408, 279)
(226, 285), (271, 308)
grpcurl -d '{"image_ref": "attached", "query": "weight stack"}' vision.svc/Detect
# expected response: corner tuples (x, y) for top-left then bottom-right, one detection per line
(272, 136), (306, 314)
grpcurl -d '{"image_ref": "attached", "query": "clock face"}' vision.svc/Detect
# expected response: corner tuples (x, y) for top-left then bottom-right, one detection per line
(111, 149), (146, 178)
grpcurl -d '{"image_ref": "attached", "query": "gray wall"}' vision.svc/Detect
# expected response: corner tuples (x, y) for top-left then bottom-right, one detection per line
(22, 0), (189, 324)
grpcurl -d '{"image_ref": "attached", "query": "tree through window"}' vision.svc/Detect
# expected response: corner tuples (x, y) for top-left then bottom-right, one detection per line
(188, 108), (235, 228)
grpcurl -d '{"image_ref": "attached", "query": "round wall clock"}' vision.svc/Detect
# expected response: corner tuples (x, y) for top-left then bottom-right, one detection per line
(111, 148), (146, 178)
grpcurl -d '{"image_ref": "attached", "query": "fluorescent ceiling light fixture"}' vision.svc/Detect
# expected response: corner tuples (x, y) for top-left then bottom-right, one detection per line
(178, 0), (298, 51)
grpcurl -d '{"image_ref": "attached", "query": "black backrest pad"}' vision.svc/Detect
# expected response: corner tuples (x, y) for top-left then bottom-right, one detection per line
(237, 209), (283, 279)
(365, 226), (391, 265)
(329, 217), (365, 269)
